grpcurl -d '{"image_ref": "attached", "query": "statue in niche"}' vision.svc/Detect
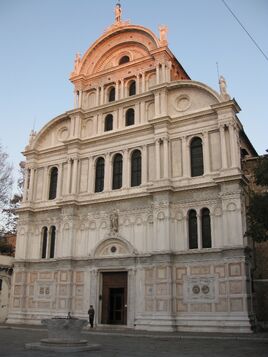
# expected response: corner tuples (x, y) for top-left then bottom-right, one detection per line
(219, 75), (230, 100)
(73, 52), (81, 74)
(158, 25), (168, 45)
(110, 210), (119, 234)
(114, 3), (122, 23)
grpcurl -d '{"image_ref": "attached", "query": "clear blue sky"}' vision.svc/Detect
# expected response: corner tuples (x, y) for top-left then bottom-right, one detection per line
(0, 0), (267, 181)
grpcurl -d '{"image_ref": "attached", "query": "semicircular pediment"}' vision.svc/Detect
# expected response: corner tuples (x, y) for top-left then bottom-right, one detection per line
(93, 237), (137, 258)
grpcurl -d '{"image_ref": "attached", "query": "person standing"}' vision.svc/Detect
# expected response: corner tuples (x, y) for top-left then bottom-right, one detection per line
(88, 305), (95, 328)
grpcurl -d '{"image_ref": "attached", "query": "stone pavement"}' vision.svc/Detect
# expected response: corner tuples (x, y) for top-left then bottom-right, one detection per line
(0, 324), (267, 357)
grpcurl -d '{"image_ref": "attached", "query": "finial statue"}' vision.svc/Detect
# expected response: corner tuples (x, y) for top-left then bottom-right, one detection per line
(219, 75), (230, 100)
(29, 129), (37, 145)
(73, 52), (81, 74)
(159, 25), (168, 45)
(114, 2), (122, 23)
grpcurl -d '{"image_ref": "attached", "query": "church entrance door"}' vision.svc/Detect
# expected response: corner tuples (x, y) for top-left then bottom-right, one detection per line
(101, 272), (127, 325)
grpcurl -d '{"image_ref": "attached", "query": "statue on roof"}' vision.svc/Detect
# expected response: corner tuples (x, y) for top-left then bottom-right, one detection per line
(73, 52), (81, 74)
(159, 25), (168, 46)
(115, 2), (122, 23)
(219, 75), (230, 100)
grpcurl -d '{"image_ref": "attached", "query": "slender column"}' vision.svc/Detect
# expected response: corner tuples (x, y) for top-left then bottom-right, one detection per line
(156, 64), (160, 84)
(78, 91), (82, 108)
(93, 115), (98, 135)
(28, 168), (35, 201)
(197, 212), (202, 249)
(115, 81), (119, 101)
(88, 156), (94, 193)
(182, 136), (189, 177)
(71, 158), (78, 194)
(104, 153), (111, 191)
(74, 115), (81, 138)
(229, 124), (237, 167)
(140, 101), (145, 123)
(123, 149), (129, 188)
(120, 79), (124, 99)
(155, 139), (161, 180)
(100, 86), (104, 105)
(154, 92), (160, 117)
(136, 74), (140, 95)
(96, 87), (100, 106)
(163, 137), (169, 178)
(142, 145), (148, 184)
(219, 125), (228, 169)
(57, 163), (63, 198)
(66, 158), (72, 195)
(160, 90), (167, 116)
(161, 63), (166, 83)
(166, 61), (171, 82)
(141, 72), (146, 93)
(42, 166), (48, 201)
(118, 107), (124, 128)
(203, 131), (210, 174)
(74, 90), (78, 109)
(135, 103), (140, 124)
(22, 168), (29, 201)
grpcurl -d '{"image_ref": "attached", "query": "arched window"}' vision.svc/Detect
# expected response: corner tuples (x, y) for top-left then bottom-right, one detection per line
(129, 81), (136, 96)
(201, 208), (211, 248)
(190, 137), (204, 177)
(125, 108), (135, 126)
(188, 210), (198, 249)
(49, 226), (56, 258)
(119, 55), (130, 65)
(104, 114), (113, 131)
(108, 87), (115, 102)
(41, 227), (48, 259)
(131, 150), (141, 187)
(112, 154), (123, 190)
(49, 167), (58, 200)
(95, 157), (105, 192)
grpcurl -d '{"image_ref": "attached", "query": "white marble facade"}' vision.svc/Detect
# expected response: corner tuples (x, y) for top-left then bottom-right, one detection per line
(8, 16), (256, 332)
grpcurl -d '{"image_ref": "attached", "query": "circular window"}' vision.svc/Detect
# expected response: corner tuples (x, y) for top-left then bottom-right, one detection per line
(175, 95), (191, 112)
(202, 285), (210, 294)
(192, 285), (200, 294)
(110, 246), (117, 253)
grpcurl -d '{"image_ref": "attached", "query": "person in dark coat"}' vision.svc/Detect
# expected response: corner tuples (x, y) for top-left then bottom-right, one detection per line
(88, 305), (95, 328)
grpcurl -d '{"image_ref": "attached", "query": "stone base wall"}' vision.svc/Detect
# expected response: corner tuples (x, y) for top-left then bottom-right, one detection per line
(7, 249), (254, 333)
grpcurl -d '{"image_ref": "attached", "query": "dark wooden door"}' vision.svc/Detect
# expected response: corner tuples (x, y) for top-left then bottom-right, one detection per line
(101, 272), (127, 325)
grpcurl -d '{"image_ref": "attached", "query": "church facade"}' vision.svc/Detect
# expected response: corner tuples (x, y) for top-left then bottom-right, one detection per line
(8, 7), (257, 332)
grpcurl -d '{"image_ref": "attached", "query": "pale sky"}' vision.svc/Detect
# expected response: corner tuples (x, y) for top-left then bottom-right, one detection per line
(0, 0), (267, 182)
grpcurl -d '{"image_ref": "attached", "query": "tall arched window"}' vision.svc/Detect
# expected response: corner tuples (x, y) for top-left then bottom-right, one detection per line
(125, 108), (135, 126)
(188, 210), (198, 249)
(95, 157), (105, 192)
(119, 55), (130, 65)
(104, 114), (113, 131)
(49, 167), (58, 200)
(41, 227), (48, 259)
(131, 150), (141, 187)
(129, 81), (136, 96)
(112, 154), (123, 190)
(49, 226), (56, 258)
(190, 137), (204, 177)
(108, 87), (115, 102)
(201, 208), (212, 248)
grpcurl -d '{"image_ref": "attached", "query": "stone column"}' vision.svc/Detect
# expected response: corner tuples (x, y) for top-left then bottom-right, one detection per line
(115, 81), (119, 101)
(154, 92), (160, 117)
(22, 168), (29, 201)
(161, 63), (166, 83)
(120, 79), (124, 99)
(219, 125), (228, 169)
(142, 145), (148, 184)
(42, 166), (48, 201)
(93, 115), (98, 136)
(118, 107), (124, 128)
(74, 90), (78, 109)
(163, 137), (169, 179)
(155, 139), (161, 180)
(141, 72), (146, 93)
(135, 103), (140, 124)
(88, 156), (94, 193)
(182, 136), (189, 177)
(66, 158), (72, 195)
(71, 158), (78, 194)
(203, 131), (210, 174)
(100, 86), (104, 105)
(156, 64), (160, 84)
(57, 163), (63, 198)
(197, 211), (202, 249)
(78, 90), (82, 108)
(28, 167), (35, 201)
(104, 153), (111, 191)
(96, 87), (100, 106)
(140, 101), (145, 123)
(136, 74), (140, 95)
(123, 149), (129, 188)
(166, 61), (171, 82)
(229, 123), (237, 168)
(160, 89), (167, 116)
